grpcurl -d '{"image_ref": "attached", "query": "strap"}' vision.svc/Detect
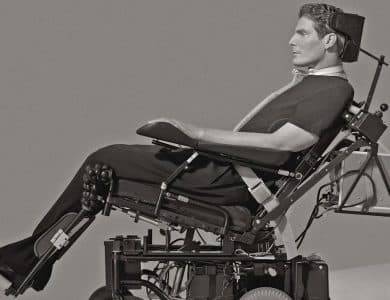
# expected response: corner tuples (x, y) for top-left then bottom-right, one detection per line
(235, 164), (298, 259)
(234, 164), (280, 211)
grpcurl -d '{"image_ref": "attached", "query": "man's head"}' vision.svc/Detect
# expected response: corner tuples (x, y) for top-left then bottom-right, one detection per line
(289, 3), (345, 69)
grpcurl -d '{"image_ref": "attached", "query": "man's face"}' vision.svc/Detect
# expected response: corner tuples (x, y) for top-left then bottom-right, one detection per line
(289, 16), (326, 68)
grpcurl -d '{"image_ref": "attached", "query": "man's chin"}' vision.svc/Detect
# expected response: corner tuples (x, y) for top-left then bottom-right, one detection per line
(292, 58), (318, 69)
(292, 60), (310, 68)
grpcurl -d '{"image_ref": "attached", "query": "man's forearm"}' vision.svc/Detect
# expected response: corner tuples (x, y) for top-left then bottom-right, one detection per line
(200, 128), (279, 150)
(153, 118), (318, 152)
(200, 122), (318, 152)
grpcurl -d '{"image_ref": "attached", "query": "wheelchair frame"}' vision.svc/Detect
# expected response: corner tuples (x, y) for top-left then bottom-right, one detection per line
(8, 48), (389, 300)
(92, 104), (387, 300)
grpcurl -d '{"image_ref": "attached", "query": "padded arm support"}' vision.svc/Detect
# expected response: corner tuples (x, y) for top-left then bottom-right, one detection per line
(137, 119), (199, 148)
(136, 119), (291, 166)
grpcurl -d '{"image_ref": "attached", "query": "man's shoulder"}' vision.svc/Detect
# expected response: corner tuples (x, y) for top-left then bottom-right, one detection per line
(302, 75), (353, 92)
(296, 75), (354, 100)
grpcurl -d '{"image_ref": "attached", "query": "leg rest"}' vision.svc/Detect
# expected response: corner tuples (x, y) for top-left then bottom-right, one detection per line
(34, 212), (78, 258)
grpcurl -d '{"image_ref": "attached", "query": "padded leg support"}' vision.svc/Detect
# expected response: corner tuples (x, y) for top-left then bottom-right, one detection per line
(34, 212), (78, 258)
(10, 163), (115, 297)
(12, 210), (91, 297)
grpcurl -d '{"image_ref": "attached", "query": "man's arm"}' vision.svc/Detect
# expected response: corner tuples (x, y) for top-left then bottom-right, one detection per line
(163, 119), (318, 152)
(199, 122), (318, 151)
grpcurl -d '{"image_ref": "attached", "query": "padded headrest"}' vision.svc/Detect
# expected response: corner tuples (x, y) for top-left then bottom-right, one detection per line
(329, 13), (365, 62)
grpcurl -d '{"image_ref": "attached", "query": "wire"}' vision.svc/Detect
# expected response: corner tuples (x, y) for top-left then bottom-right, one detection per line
(169, 238), (184, 246)
(295, 169), (376, 248)
(195, 228), (207, 244)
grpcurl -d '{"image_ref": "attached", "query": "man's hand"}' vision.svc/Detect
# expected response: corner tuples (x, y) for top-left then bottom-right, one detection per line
(147, 118), (204, 140)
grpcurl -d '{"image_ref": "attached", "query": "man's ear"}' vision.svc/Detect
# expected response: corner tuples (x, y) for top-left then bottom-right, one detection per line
(323, 32), (338, 49)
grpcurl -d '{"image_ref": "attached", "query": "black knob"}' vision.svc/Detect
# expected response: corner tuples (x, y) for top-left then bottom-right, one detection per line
(375, 111), (383, 118)
(380, 103), (388, 112)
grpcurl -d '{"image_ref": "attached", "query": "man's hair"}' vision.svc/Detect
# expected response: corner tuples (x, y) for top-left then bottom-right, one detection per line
(299, 3), (345, 54)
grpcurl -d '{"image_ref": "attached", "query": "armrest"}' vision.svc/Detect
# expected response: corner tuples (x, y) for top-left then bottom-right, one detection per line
(136, 119), (292, 166)
(136, 118), (199, 148)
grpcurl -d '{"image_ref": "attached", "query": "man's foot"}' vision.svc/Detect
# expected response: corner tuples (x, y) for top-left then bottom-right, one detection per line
(0, 266), (12, 295)
(0, 264), (25, 297)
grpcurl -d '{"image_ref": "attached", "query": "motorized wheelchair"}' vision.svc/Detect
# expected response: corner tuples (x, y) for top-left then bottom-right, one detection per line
(6, 12), (390, 300)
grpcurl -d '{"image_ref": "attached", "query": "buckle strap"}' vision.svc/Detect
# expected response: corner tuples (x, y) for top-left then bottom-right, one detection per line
(234, 165), (280, 211)
(50, 229), (70, 250)
(235, 164), (298, 259)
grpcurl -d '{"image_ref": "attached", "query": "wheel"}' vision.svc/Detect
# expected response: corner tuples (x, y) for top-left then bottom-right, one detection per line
(240, 287), (292, 300)
(89, 286), (141, 300)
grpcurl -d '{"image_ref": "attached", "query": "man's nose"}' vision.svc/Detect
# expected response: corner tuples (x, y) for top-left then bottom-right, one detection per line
(289, 34), (296, 46)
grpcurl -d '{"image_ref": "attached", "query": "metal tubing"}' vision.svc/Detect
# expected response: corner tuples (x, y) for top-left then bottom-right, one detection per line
(360, 48), (388, 66)
(112, 248), (121, 295)
(364, 54), (387, 111)
(335, 209), (390, 217)
(154, 152), (199, 216)
(171, 265), (185, 297)
(253, 139), (367, 230)
(338, 148), (375, 210)
(375, 154), (390, 194)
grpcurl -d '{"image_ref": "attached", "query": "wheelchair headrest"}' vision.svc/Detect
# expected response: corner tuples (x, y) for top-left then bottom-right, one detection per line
(329, 13), (365, 62)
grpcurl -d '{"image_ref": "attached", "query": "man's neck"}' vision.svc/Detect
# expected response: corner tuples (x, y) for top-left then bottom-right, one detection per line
(293, 63), (346, 80)
(309, 55), (343, 70)
(308, 65), (344, 74)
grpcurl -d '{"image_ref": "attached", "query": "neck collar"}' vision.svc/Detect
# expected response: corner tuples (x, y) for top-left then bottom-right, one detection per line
(293, 65), (347, 79)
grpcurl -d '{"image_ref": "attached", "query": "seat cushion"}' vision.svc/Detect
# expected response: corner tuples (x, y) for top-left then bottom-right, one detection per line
(111, 179), (253, 232)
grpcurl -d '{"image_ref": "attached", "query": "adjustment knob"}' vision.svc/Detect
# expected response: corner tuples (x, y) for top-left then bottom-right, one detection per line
(380, 103), (388, 112)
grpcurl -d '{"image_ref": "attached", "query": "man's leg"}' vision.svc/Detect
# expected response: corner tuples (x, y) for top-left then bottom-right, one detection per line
(0, 144), (250, 294)
(0, 144), (166, 292)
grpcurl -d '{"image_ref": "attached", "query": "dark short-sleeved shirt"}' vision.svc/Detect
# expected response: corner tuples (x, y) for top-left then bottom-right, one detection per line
(223, 74), (355, 176)
(239, 75), (354, 137)
(200, 75), (355, 188)
(117, 75), (353, 206)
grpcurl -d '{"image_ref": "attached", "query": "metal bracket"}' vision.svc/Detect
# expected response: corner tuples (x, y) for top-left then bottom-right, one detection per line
(50, 229), (70, 250)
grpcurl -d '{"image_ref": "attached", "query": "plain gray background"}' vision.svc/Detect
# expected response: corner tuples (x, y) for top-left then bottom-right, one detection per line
(0, 1), (389, 299)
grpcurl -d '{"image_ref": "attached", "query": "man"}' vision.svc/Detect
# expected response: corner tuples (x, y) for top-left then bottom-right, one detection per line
(0, 3), (354, 297)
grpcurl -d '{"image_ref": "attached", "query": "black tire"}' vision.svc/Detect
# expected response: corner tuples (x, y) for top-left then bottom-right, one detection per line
(240, 287), (292, 300)
(89, 286), (140, 300)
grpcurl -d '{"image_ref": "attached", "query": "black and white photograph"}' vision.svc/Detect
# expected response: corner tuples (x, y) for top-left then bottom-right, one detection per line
(0, 1), (389, 299)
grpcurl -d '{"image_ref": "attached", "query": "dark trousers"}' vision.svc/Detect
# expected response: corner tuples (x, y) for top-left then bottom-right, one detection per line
(0, 144), (251, 290)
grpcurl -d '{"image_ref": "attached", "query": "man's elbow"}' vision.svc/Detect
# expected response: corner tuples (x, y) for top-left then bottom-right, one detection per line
(273, 136), (318, 152)
(272, 123), (319, 152)
(291, 135), (319, 151)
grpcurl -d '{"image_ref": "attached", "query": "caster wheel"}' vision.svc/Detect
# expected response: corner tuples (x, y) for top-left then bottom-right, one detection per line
(240, 287), (292, 300)
(89, 286), (141, 300)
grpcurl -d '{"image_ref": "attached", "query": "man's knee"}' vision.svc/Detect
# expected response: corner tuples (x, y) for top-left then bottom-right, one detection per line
(86, 144), (128, 162)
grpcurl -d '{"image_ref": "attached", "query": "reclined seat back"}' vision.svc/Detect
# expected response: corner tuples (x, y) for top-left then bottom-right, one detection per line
(250, 100), (369, 233)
